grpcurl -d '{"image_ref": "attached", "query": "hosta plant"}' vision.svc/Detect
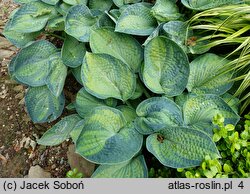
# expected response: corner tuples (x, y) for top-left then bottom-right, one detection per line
(4, 0), (243, 178)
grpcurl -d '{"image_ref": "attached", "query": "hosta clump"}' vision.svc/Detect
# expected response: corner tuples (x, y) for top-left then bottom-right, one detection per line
(5, 0), (242, 178)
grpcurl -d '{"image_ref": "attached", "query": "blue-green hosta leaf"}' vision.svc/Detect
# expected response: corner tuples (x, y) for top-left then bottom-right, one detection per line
(187, 53), (233, 95)
(63, 0), (87, 5)
(8, 55), (21, 83)
(143, 36), (189, 96)
(94, 11), (115, 28)
(117, 106), (137, 123)
(107, 9), (121, 23)
(62, 35), (86, 68)
(45, 53), (67, 97)
(146, 126), (220, 168)
(66, 102), (76, 111)
(14, 0), (39, 4)
(92, 155), (148, 178)
(135, 97), (183, 135)
(81, 53), (136, 101)
(72, 66), (83, 85)
(70, 119), (85, 143)
(41, 0), (59, 5)
(37, 114), (82, 146)
(163, 21), (190, 52)
(65, 5), (98, 42)
(151, 0), (181, 22)
(175, 92), (194, 109)
(115, 3), (157, 36)
(47, 16), (65, 31)
(89, 0), (113, 11)
(55, 1), (71, 16)
(6, 1), (57, 33)
(181, 0), (243, 10)
(76, 107), (143, 164)
(104, 98), (117, 107)
(183, 94), (240, 129)
(113, 0), (142, 7)
(221, 93), (240, 114)
(75, 88), (107, 117)
(130, 81), (143, 100)
(25, 86), (65, 123)
(143, 23), (164, 46)
(3, 20), (41, 48)
(90, 27), (143, 72)
(13, 40), (58, 86)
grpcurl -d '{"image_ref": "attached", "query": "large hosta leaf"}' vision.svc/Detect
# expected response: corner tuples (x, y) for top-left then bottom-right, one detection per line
(47, 16), (65, 31)
(3, 15), (41, 48)
(6, 1), (57, 33)
(75, 88), (107, 117)
(65, 5), (98, 42)
(41, 0), (59, 5)
(55, 1), (71, 16)
(146, 127), (220, 168)
(81, 53), (136, 101)
(25, 86), (65, 123)
(115, 3), (157, 36)
(45, 53), (67, 97)
(13, 40), (58, 86)
(37, 114), (82, 146)
(135, 97), (183, 135)
(181, 0), (243, 10)
(90, 27), (143, 72)
(14, 0), (37, 4)
(63, 0), (87, 5)
(163, 21), (190, 52)
(183, 94), (240, 130)
(72, 66), (83, 85)
(76, 107), (143, 164)
(62, 35), (86, 68)
(151, 0), (181, 22)
(70, 119), (85, 143)
(113, 0), (142, 7)
(187, 53), (233, 95)
(89, 0), (113, 11)
(92, 155), (148, 178)
(143, 36), (189, 96)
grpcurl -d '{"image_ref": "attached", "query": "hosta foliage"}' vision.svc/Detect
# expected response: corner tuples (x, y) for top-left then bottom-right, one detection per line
(5, 0), (243, 178)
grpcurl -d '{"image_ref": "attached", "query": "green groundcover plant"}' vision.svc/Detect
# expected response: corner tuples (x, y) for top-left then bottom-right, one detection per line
(4, 0), (249, 177)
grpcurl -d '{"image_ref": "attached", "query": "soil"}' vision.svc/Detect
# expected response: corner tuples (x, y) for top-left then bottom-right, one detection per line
(0, 0), (71, 178)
